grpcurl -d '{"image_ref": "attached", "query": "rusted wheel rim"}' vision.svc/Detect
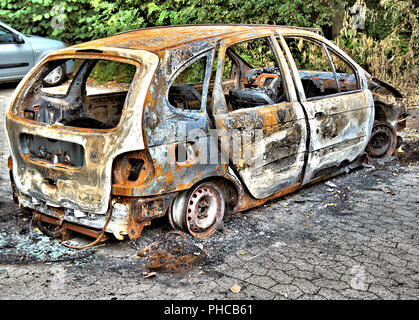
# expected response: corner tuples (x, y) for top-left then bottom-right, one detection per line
(185, 183), (224, 238)
(366, 122), (397, 158)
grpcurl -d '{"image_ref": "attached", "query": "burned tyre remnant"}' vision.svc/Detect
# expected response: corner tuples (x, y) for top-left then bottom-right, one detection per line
(170, 182), (225, 238)
(5, 25), (406, 243)
(366, 121), (398, 158)
(34, 219), (61, 238)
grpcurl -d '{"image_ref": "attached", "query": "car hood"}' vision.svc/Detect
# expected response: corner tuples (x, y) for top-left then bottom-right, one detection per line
(25, 35), (66, 62)
(25, 34), (66, 48)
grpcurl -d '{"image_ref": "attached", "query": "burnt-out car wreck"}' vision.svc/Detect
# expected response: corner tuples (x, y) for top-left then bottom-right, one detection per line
(5, 25), (408, 243)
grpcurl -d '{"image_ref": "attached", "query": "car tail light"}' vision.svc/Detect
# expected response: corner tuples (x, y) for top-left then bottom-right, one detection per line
(112, 150), (153, 186)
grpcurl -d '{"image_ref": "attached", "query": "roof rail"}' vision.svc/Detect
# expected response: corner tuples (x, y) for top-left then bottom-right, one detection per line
(113, 24), (321, 37)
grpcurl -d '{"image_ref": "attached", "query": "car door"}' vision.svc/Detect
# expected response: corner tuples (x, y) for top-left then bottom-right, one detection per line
(0, 25), (33, 79)
(211, 34), (308, 199)
(278, 35), (374, 184)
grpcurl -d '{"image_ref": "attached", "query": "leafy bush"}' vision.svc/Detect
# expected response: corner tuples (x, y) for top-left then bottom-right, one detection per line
(0, 0), (352, 44)
(89, 60), (137, 84)
(0, 0), (93, 43)
(336, 0), (418, 107)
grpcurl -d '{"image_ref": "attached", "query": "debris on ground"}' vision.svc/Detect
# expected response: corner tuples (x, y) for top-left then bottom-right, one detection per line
(0, 228), (95, 265)
(137, 233), (207, 273)
(137, 240), (162, 257)
(143, 271), (157, 278)
(325, 181), (338, 188)
(195, 243), (209, 256)
(394, 139), (419, 164)
(145, 246), (200, 273)
(230, 284), (241, 293)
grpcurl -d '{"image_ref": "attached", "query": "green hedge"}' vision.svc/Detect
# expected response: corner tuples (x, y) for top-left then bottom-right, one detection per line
(1, 1), (415, 48)
(0, 0), (416, 102)
(0, 0), (353, 45)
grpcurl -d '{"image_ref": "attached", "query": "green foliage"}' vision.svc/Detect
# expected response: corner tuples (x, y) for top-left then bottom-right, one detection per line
(285, 37), (332, 71)
(336, 0), (418, 106)
(0, 0), (93, 43)
(0, 0), (353, 44)
(89, 60), (137, 84)
(174, 57), (206, 84)
(232, 38), (276, 69)
(140, 0), (351, 29)
(0, 0), (416, 103)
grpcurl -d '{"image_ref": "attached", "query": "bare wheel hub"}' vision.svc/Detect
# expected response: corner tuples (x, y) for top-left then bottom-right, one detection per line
(170, 182), (225, 238)
(187, 186), (219, 230)
(366, 122), (397, 158)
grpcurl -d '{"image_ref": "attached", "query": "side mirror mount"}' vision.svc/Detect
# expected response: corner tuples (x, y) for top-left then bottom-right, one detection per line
(14, 33), (25, 44)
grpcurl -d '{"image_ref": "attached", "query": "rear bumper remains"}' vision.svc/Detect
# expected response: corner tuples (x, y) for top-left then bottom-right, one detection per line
(10, 170), (176, 240)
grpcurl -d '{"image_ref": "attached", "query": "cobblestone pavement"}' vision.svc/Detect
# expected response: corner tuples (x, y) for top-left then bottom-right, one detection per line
(0, 84), (418, 300)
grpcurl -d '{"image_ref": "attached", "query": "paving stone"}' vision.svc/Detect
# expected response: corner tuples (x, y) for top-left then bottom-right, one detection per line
(266, 269), (294, 285)
(292, 278), (319, 295)
(368, 284), (399, 300)
(270, 284), (304, 300)
(246, 275), (278, 290)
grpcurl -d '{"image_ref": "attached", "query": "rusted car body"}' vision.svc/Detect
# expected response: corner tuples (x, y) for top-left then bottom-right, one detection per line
(5, 25), (407, 241)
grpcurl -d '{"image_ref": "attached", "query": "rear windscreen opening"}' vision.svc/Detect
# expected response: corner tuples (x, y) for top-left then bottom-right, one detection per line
(16, 58), (137, 129)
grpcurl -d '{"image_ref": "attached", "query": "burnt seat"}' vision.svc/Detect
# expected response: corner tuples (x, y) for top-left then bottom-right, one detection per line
(168, 83), (202, 110)
(229, 87), (276, 110)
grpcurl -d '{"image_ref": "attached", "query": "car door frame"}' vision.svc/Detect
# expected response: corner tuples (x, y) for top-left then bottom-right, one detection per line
(210, 31), (309, 199)
(276, 32), (374, 184)
(0, 24), (33, 80)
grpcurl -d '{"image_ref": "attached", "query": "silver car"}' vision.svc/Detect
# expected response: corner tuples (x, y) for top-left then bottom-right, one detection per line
(0, 21), (73, 85)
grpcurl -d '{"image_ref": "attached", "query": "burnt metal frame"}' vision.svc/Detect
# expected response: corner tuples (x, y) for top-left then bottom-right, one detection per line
(6, 25), (400, 241)
(277, 34), (364, 103)
(322, 42), (341, 94)
(165, 48), (215, 114)
(211, 31), (297, 115)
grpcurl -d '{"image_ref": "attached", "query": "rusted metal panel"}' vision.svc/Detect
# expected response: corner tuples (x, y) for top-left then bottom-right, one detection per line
(210, 32), (308, 199)
(72, 25), (319, 54)
(300, 91), (374, 184)
(369, 78), (407, 131)
(275, 33), (375, 185)
(6, 48), (159, 215)
(214, 102), (307, 199)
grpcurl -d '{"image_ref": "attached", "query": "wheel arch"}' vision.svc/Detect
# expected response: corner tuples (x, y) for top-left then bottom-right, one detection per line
(168, 172), (243, 216)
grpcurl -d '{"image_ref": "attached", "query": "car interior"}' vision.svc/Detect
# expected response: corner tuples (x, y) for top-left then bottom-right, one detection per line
(221, 41), (288, 111)
(18, 58), (136, 129)
(167, 37), (289, 112)
(284, 37), (359, 99)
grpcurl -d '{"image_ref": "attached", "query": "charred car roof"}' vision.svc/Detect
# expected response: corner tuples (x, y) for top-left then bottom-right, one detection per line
(69, 24), (321, 53)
